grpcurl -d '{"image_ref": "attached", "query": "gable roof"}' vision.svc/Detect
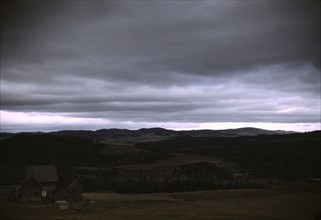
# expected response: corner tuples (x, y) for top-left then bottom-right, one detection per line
(25, 165), (58, 183)
(53, 184), (71, 194)
(19, 175), (43, 189)
(67, 179), (81, 189)
(52, 184), (72, 202)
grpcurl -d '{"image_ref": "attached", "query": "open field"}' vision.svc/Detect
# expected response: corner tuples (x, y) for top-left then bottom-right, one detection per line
(113, 153), (234, 171)
(76, 153), (233, 171)
(100, 144), (145, 155)
(1, 182), (320, 220)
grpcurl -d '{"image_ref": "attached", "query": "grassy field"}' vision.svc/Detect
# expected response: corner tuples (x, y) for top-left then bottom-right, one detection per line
(1, 182), (320, 220)
(100, 144), (145, 155)
(113, 153), (234, 171)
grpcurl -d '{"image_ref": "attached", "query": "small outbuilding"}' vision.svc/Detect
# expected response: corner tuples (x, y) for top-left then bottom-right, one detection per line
(67, 179), (83, 202)
(55, 201), (69, 210)
(52, 185), (72, 202)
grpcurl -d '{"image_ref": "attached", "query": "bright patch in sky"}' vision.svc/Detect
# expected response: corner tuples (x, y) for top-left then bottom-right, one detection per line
(1, 110), (319, 132)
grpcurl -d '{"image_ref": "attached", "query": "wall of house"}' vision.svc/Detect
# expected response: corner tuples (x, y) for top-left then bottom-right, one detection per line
(53, 187), (71, 202)
(22, 181), (42, 199)
(68, 183), (83, 202)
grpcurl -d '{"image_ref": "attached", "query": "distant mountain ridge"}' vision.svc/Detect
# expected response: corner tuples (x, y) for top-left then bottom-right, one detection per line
(1, 127), (295, 144)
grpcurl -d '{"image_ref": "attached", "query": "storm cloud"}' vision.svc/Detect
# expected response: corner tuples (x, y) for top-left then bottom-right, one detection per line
(1, 1), (320, 132)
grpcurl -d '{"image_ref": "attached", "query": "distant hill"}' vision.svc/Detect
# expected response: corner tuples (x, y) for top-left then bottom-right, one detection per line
(0, 127), (295, 143)
(0, 132), (17, 139)
(48, 127), (295, 143)
(1, 127), (295, 143)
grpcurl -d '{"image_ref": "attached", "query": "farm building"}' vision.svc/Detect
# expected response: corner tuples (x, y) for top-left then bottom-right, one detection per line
(0, 164), (83, 202)
(55, 200), (69, 210)
(17, 175), (43, 200)
(21, 165), (59, 200)
(52, 185), (72, 202)
(0, 165), (58, 200)
(67, 179), (83, 202)
(25, 165), (58, 186)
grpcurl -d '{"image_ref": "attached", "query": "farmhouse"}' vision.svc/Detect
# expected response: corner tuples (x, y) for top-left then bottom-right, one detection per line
(17, 175), (43, 200)
(20, 165), (59, 200)
(0, 164), (83, 202)
(0, 165), (58, 200)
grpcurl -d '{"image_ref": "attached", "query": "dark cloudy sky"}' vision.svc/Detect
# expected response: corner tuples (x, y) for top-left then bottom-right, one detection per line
(1, 1), (320, 132)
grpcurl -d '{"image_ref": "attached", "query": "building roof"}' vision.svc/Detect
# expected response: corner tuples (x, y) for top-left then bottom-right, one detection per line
(67, 179), (81, 189)
(43, 185), (57, 192)
(19, 175), (43, 189)
(25, 165), (58, 183)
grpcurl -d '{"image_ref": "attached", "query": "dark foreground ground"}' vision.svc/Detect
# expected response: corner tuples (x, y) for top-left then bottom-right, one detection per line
(0, 182), (320, 220)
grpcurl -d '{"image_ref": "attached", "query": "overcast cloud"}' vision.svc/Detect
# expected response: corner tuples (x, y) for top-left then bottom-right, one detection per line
(1, 1), (320, 132)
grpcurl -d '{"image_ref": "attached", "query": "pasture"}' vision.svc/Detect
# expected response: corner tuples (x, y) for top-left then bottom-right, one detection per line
(0, 182), (320, 220)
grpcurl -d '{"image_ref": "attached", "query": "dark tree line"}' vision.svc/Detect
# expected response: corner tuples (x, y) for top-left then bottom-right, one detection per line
(78, 162), (281, 193)
(136, 131), (321, 181)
